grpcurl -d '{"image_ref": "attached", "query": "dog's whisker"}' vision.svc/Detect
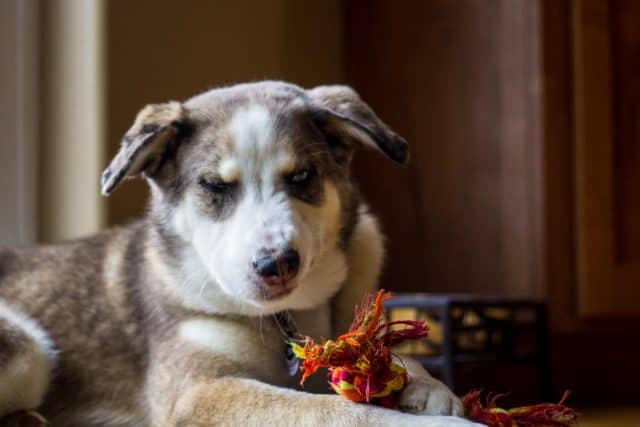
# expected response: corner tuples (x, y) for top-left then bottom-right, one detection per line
(272, 311), (290, 340)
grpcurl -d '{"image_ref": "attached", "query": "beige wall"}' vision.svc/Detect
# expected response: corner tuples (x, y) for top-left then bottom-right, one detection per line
(105, 0), (345, 225)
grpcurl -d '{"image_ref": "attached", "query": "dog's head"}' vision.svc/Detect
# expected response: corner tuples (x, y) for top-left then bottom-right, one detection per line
(102, 81), (408, 315)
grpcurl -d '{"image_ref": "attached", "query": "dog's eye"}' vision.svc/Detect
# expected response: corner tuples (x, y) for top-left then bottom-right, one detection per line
(198, 177), (236, 194)
(288, 170), (310, 185)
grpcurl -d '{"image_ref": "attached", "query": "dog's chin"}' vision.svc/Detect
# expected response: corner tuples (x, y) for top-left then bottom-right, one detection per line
(211, 261), (339, 315)
(210, 277), (296, 314)
(247, 279), (300, 309)
(263, 286), (295, 301)
(235, 279), (327, 315)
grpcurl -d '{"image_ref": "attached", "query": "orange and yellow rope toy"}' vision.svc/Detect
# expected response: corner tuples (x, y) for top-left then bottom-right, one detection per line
(289, 290), (578, 427)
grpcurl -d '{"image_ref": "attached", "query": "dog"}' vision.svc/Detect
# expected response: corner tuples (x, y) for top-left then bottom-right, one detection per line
(0, 82), (478, 426)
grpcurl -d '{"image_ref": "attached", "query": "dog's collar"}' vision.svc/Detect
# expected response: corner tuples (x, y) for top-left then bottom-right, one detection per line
(274, 311), (300, 376)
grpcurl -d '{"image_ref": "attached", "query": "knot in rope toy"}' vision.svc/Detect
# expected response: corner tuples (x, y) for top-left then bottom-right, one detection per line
(291, 290), (428, 407)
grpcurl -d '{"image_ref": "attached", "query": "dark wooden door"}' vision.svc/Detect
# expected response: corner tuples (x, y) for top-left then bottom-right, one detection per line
(572, 0), (640, 317)
(346, 0), (543, 298)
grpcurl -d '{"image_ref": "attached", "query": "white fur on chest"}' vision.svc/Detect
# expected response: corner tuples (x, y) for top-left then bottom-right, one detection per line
(178, 317), (289, 385)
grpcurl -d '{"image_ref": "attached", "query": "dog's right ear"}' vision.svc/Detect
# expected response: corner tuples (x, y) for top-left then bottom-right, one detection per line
(101, 102), (191, 196)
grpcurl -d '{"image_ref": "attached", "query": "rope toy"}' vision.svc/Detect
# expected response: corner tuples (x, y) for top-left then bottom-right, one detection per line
(290, 289), (428, 407)
(289, 290), (578, 427)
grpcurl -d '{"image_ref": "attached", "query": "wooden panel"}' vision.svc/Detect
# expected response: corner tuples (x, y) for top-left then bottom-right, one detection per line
(572, 0), (640, 316)
(542, 0), (640, 402)
(612, 0), (640, 262)
(347, 0), (542, 297)
(541, 0), (576, 330)
(551, 332), (640, 405)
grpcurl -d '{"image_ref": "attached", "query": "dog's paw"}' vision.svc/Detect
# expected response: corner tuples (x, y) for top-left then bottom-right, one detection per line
(399, 377), (464, 416)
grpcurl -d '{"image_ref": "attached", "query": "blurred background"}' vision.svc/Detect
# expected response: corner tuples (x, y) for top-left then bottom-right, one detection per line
(1, 0), (639, 424)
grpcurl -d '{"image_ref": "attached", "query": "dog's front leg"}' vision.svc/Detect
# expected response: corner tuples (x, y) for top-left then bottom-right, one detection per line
(161, 376), (478, 427)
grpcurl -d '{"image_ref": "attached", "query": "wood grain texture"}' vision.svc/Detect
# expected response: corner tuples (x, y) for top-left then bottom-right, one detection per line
(346, 0), (542, 298)
(612, 0), (640, 262)
(542, 0), (640, 403)
(572, 0), (640, 316)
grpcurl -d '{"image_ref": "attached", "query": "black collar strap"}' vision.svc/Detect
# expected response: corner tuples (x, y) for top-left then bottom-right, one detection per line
(274, 311), (301, 376)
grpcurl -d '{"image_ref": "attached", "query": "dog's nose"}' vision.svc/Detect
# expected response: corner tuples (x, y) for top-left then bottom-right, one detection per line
(253, 248), (300, 284)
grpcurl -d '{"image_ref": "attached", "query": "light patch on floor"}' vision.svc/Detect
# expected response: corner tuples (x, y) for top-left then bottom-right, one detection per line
(580, 406), (640, 427)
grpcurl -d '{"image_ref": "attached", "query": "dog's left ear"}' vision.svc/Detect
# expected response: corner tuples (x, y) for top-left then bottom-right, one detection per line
(101, 101), (191, 196)
(307, 85), (409, 164)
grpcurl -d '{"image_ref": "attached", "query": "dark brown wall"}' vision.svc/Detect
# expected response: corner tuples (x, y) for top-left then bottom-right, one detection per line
(105, 0), (344, 225)
(346, 0), (542, 298)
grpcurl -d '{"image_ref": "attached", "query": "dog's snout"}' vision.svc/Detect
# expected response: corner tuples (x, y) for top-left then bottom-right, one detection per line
(253, 248), (300, 284)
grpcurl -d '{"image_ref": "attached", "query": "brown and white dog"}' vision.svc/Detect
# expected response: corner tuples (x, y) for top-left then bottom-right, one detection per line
(0, 82), (478, 426)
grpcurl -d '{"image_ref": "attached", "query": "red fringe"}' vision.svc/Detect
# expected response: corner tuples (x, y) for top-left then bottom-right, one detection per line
(296, 289), (429, 385)
(293, 290), (428, 406)
(462, 390), (579, 427)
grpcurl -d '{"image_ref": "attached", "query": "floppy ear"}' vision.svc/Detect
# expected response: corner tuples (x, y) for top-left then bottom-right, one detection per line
(101, 101), (191, 196)
(307, 85), (409, 164)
